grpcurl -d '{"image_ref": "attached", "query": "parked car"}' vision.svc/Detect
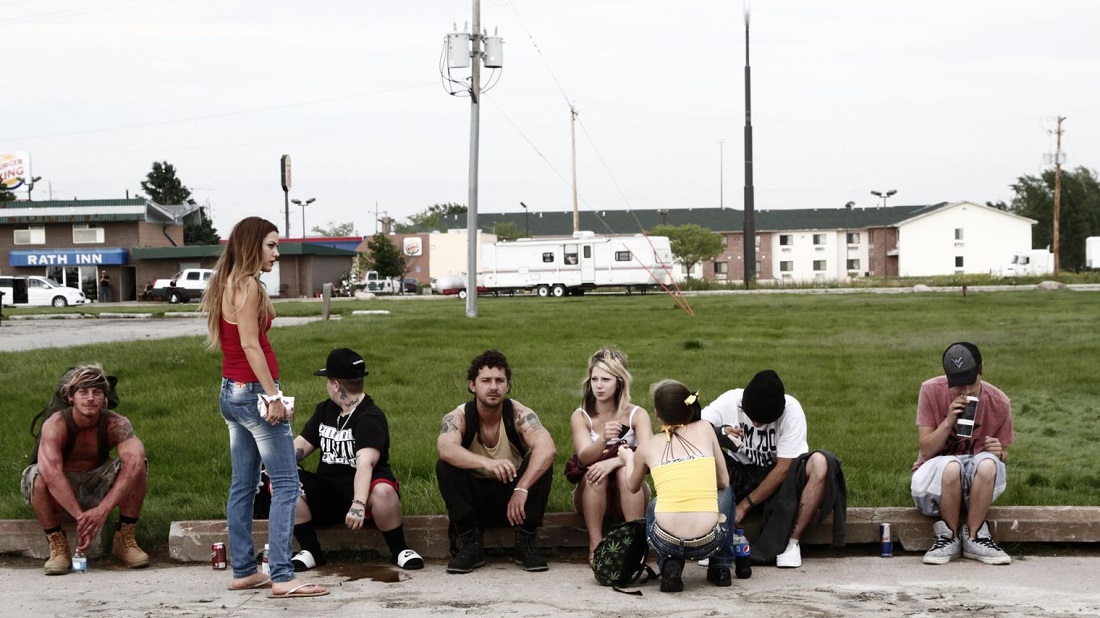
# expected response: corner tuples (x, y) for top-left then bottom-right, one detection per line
(0, 275), (87, 307)
(402, 278), (418, 293)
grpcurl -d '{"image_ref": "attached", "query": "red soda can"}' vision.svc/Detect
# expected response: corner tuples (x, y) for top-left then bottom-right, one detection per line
(879, 523), (893, 557)
(212, 542), (227, 570)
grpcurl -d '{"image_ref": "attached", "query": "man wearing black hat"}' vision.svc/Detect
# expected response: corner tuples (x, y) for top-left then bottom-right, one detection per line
(289, 348), (424, 571)
(701, 369), (846, 568)
(911, 342), (1014, 566)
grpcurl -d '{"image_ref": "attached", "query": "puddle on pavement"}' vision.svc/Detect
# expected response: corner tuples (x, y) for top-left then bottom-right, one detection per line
(325, 563), (410, 583)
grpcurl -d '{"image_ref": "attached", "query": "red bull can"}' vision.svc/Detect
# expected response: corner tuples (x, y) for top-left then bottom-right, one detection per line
(880, 523), (893, 557)
(212, 542), (227, 570)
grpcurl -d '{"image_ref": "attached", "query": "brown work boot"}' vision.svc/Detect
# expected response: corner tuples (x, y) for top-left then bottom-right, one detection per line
(44, 531), (71, 575)
(112, 523), (150, 568)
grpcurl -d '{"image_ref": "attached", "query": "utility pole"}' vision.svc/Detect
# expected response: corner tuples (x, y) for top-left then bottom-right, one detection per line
(442, 1), (503, 317)
(570, 104), (579, 234)
(1052, 116), (1066, 275)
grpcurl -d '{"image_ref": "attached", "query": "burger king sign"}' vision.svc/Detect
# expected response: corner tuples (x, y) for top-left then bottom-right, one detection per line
(0, 152), (32, 191)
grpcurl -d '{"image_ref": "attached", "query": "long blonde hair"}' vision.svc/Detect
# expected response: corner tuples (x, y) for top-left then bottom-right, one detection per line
(580, 347), (633, 415)
(202, 217), (277, 349)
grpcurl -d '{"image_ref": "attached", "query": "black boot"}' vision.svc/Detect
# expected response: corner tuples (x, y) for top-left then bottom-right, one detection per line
(660, 557), (685, 592)
(446, 528), (486, 574)
(513, 528), (548, 572)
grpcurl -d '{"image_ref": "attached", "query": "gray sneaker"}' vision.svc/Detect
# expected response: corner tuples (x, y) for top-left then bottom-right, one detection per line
(922, 520), (961, 565)
(962, 521), (1011, 565)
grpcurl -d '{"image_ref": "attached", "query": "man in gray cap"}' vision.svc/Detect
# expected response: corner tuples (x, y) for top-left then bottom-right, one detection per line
(701, 370), (846, 569)
(289, 348), (424, 571)
(911, 342), (1014, 566)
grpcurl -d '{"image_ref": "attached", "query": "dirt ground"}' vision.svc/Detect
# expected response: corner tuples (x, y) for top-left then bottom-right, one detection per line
(2, 549), (1099, 618)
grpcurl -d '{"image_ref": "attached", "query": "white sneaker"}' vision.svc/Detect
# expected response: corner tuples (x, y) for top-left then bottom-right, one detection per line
(697, 557), (710, 567)
(395, 548), (425, 570)
(775, 539), (802, 568)
(291, 549), (317, 571)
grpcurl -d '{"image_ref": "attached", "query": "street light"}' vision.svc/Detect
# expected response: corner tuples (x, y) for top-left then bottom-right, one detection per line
(657, 209), (669, 225)
(519, 201), (529, 237)
(870, 190), (897, 277)
(291, 198), (316, 238)
(17, 176), (42, 201)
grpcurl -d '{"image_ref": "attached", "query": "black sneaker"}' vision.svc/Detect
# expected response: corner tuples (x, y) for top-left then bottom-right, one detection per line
(514, 529), (549, 572)
(660, 558), (685, 593)
(706, 566), (732, 587)
(446, 529), (485, 574)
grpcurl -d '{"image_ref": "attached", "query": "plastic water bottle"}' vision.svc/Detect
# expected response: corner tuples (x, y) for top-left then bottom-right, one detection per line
(261, 544), (270, 575)
(72, 550), (88, 574)
(733, 528), (752, 579)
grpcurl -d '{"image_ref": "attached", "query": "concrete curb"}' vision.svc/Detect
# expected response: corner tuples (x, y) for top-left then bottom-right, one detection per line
(155, 506), (1100, 563)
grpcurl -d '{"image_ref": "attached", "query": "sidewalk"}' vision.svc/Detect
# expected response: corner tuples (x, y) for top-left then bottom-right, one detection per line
(3, 550), (1098, 617)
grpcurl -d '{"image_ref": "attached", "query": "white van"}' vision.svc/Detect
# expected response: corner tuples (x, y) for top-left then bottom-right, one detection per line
(3, 276), (88, 307)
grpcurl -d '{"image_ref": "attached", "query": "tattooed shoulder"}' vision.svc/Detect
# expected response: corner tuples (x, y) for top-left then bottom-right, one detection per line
(440, 410), (462, 436)
(107, 414), (136, 444)
(517, 411), (543, 432)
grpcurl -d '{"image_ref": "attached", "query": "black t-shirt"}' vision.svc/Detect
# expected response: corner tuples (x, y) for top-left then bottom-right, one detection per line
(300, 395), (392, 479)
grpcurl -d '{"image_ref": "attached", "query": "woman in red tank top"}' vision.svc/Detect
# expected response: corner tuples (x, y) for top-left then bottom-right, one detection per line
(201, 217), (327, 598)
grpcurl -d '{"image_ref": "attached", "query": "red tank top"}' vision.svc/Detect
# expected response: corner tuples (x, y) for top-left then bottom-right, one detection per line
(220, 317), (279, 382)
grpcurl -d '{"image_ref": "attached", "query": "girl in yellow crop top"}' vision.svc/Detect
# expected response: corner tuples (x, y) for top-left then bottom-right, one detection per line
(619, 380), (738, 591)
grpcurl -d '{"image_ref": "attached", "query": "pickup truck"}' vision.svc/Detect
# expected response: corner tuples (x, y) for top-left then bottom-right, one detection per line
(146, 268), (213, 303)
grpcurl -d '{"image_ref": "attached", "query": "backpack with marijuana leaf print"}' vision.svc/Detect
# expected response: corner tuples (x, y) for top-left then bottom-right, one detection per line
(592, 518), (657, 593)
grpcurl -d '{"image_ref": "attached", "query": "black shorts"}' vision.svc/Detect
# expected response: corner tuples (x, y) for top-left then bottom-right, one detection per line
(725, 457), (774, 503)
(298, 469), (400, 525)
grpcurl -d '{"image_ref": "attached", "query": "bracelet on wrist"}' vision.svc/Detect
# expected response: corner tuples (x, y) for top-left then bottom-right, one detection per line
(745, 495), (756, 509)
(513, 487), (529, 494)
(351, 499), (366, 507)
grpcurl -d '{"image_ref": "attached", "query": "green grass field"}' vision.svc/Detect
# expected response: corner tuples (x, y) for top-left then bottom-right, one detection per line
(2, 289), (1099, 553)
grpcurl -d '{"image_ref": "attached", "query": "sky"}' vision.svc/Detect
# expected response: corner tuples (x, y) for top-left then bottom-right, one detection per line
(3, 0), (1097, 238)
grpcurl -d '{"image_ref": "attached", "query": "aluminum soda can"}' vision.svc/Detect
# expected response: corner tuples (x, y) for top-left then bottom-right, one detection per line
(880, 523), (893, 557)
(212, 542), (227, 570)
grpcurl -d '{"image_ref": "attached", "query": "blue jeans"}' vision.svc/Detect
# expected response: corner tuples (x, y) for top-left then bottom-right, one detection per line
(646, 486), (736, 569)
(219, 378), (298, 582)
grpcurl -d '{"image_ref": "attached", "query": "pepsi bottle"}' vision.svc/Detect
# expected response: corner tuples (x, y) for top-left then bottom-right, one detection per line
(733, 528), (752, 579)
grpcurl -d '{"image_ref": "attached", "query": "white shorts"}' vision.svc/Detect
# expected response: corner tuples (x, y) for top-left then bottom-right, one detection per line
(911, 452), (1006, 516)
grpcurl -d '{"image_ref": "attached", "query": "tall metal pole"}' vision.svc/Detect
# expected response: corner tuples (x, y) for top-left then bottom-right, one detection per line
(283, 190), (290, 238)
(1053, 115), (1065, 275)
(570, 104), (579, 234)
(465, 0), (482, 318)
(719, 139), (725, 209)
(742, 4), (756, 287)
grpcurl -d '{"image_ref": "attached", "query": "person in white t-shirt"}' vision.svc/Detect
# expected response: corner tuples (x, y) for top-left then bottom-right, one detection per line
(700, 369), (830, 568)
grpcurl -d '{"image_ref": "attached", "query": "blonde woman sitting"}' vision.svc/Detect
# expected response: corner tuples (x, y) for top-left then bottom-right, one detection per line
(569, 348), (652, 563)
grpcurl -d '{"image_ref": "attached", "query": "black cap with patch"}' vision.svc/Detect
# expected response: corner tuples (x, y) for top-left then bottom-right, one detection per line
(942, 342), (982, 387)
(314, 348), (369, 379)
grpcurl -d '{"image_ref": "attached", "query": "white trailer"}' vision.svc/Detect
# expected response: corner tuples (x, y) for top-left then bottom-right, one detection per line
(481, 232), (677, 297)
(1087, 236), (1100, 269)
(997, 248), (1054, 277)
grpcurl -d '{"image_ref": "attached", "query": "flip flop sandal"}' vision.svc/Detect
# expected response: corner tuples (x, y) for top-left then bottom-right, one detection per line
(228, 578), (272, 590)
(268, 583), (329, 599)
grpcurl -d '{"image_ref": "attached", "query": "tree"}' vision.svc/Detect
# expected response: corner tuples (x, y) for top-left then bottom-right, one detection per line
(1007, 166), (1100, 271)
(650, 223), (725, 278)
(364, 233), (407, 280)
(140, 161), (192, 205)
(0, 186), (15, 202)
(394, 202), (467, 233)
(184, 207), (221, 245)
(492, 221), (522, 242)
(311, 221), (356, 237)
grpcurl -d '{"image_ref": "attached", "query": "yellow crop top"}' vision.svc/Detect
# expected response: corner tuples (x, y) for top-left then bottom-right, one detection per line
(651, 456), (718, 513)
